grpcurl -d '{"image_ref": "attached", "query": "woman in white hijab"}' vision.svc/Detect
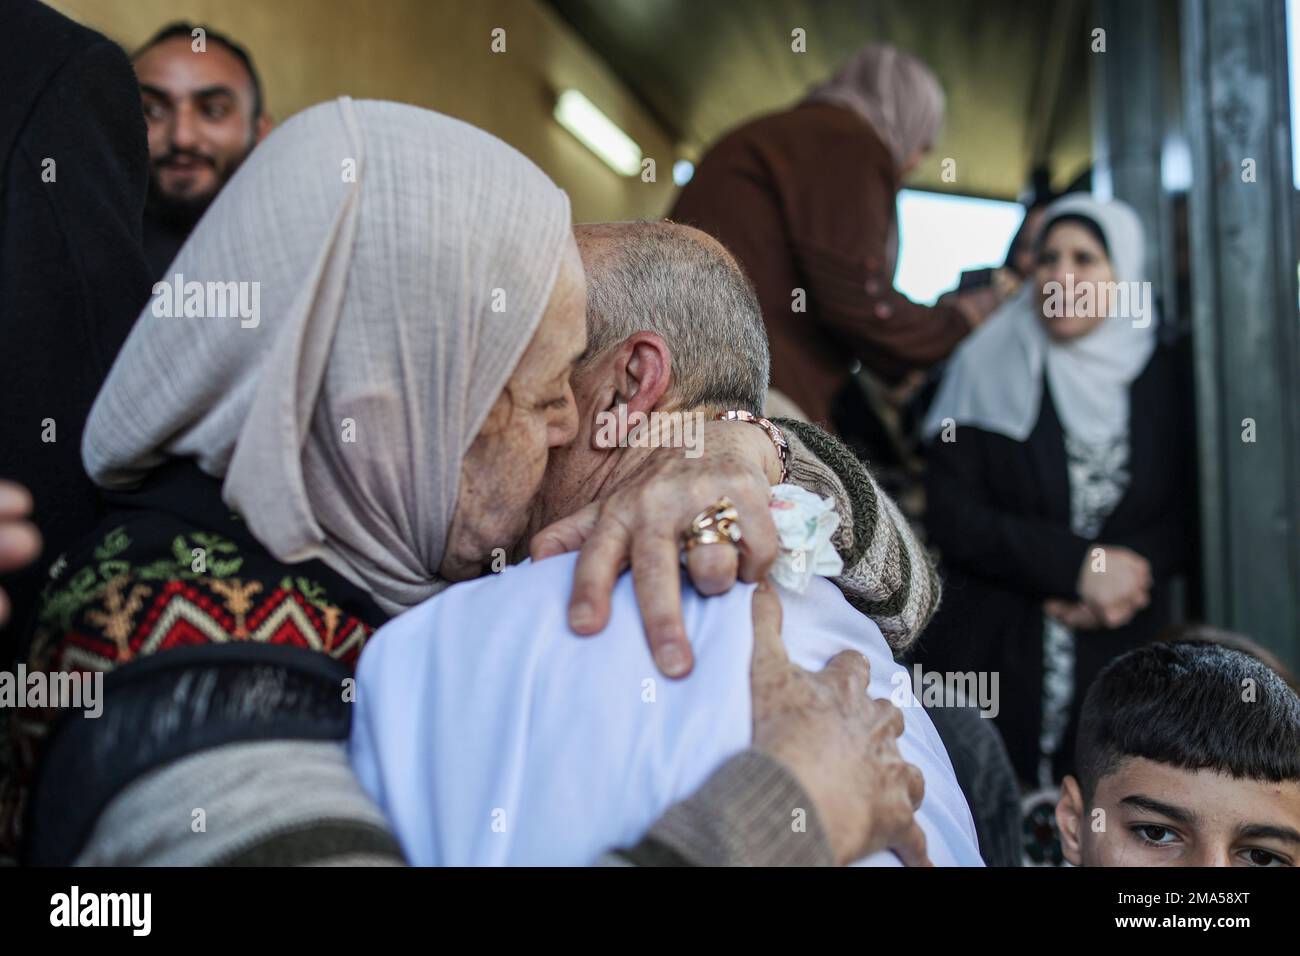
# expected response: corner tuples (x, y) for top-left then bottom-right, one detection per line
(2, 98), (807, 866)
(915, 194), (1194, 801)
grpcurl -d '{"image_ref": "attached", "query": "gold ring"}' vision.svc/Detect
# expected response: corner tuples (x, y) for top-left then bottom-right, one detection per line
(681, 496), (743, 558)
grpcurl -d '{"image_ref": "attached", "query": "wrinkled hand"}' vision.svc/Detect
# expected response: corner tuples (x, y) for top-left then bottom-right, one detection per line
(1043, 598), (1102, 631)
(531, 421), (781, 677)
(0, 481), (42, 627)
(1077, 544), (1151, 629)
(749, 581), (930, 866)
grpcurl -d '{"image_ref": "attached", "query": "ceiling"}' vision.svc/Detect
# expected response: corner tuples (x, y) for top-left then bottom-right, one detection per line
(546, 0), (1094, 199)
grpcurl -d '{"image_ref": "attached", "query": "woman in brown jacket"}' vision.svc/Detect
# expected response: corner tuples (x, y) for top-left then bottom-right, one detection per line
(670, 44), (999, 430)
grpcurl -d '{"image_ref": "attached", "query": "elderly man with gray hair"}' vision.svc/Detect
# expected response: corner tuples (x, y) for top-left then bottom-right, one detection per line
(349, 221), (978, 866)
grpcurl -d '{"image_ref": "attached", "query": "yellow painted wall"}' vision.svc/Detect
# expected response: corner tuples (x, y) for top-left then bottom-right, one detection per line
(46, 0), (677, 223)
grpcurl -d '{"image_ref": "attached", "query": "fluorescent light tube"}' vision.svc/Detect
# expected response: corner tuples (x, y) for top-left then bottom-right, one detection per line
(554, 89), (642, 177)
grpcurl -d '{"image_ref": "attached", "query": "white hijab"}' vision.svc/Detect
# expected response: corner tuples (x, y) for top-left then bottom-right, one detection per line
(83, 98), (573, 616)
(922, 194), (1156, 446)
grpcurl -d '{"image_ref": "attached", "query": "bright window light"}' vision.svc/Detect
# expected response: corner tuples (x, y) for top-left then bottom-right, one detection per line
(1289, 0), (1299, 188)
(1161, 136), (1193, 192)
(672, 159), (695, 187)
(554, 89), (642, 177)
(893, 190), (1024, 305)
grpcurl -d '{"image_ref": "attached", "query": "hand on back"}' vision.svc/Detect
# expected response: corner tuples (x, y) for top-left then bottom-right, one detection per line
(749, 580), (930, 866)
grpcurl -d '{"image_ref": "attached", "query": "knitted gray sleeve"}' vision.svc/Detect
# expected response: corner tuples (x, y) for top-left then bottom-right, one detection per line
(598, 750), (834, 866)
(74, 740), (406, 866)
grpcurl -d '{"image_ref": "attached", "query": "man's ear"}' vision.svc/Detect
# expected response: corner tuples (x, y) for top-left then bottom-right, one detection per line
(1056, 775), (1086, 866)
(614, 332), (672, 416)
(255, 113), (274, 143)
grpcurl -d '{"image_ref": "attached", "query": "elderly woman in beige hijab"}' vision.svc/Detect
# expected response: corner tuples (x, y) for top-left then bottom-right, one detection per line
(1, 98), (932, 867)
(671, 43), (1002, 431)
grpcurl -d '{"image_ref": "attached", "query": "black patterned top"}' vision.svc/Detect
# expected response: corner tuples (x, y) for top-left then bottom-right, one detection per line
(0, 460), (388, 864)
(1038, 429), (1131, 786)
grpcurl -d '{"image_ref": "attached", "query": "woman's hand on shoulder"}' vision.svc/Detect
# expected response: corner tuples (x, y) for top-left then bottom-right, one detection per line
(530, 419), (782, 677)
(750, 581), (930, 866)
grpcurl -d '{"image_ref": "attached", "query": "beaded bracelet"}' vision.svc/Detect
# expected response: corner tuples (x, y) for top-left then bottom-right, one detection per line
(714, 410), (789, 485)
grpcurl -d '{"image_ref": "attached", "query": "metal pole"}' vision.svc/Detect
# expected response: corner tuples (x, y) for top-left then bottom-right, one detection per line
(1181, 0), (1300, 663)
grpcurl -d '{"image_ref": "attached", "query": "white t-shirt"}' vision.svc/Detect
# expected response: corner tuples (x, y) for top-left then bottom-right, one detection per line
(349, 552), (983, 866)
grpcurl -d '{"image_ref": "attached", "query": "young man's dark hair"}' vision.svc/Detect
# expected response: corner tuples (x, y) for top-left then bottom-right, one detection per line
(132, 22), (264, 118)
(1057, 641), (1300, 867)
(1162, 621), (1300, 693)
(1076, 641), (1300, 801)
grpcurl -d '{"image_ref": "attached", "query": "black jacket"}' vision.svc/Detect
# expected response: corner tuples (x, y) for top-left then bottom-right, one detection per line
(913, 339), (1195, 784)
(0, 0), (153, 658)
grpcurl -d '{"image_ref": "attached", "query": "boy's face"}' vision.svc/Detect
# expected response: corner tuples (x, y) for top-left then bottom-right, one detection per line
(1057, 757), (1300, 867)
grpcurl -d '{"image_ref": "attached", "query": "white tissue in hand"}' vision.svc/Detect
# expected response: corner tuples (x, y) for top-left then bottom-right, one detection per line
(768, 483), (843, 592)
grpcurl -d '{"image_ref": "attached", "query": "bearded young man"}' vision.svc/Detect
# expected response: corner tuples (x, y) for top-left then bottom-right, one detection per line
(132, 22), (273, 278)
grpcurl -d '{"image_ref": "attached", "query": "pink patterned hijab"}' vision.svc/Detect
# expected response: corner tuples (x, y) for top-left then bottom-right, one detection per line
(804, 43), (946, 170)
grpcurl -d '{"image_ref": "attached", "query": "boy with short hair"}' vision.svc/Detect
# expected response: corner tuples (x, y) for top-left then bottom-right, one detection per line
(1056, 641), (1300, 867)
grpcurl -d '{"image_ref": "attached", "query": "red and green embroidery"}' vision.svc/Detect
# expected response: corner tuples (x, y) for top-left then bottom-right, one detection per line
(30, 525), (374, 673)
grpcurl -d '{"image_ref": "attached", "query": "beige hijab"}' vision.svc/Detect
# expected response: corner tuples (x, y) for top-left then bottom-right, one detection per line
(804, 43), (946, 170)
(83, 98), (572, 616)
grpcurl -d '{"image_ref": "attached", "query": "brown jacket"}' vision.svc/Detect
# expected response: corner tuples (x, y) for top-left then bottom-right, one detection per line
(669, 103), (972, 428)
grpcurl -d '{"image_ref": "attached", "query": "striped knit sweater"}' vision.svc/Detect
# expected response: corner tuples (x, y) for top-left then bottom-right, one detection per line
(775, 418), (940, 650)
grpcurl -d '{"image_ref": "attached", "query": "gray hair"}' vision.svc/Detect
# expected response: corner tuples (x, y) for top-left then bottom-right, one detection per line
(580, 222), (769, 414)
